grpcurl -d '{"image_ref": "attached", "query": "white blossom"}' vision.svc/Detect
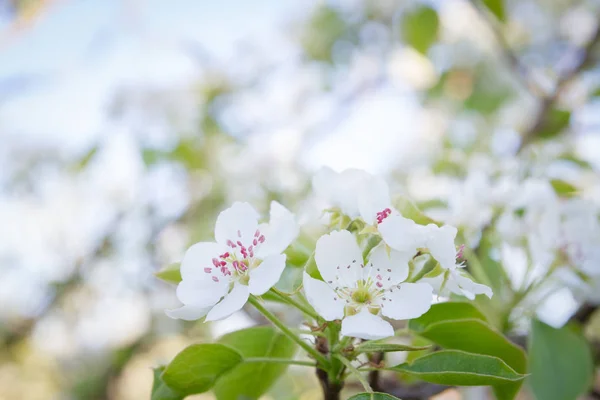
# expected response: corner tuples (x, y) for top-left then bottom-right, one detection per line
(313, 167), (426, 254)
(166, 201), (299, 321)
(422, 224), (493, 300)
(303, 230), (433, 340)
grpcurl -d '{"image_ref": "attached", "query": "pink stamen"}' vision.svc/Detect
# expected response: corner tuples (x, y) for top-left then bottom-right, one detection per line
(456, 244), (465, 260)
(237, 230), (242, 238)
(220, 252), (230, 259)
(259, 235), (265, 243)
(212, 276), (219, 282)
(253, 238), (258, 246)
(227, 240), (236, 248)
(204, 267), (212, 273)
(376, 274), (382, 280)
(254, 230), (260, 238)
(376, 282), (383, 288)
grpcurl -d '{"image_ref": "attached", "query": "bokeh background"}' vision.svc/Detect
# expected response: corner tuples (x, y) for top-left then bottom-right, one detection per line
(1, 0), (600, 399)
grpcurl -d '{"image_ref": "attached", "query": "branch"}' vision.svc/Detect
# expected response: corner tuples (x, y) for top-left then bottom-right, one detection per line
(518, 22), (600, 151)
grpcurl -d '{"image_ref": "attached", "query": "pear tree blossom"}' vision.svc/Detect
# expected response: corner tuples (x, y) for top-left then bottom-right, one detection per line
(166, 201), (299, 321)
(303, 230), (433, 339)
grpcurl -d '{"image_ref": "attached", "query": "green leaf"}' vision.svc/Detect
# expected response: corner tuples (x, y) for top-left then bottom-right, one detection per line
(528, 320), (594, 400)
(391, 350), (526, 387)
(482, 0), (506, 21)
(401, 6), (439, 54)
(302, 5), (348, 62)
(392, 195), (440, 226)
(550, 179), (578, 197)
(154, 263), (182, 284)
(348, 392), (401, 400)
(539, 108), (571, 139)
(214, 326), (298, 400)
(151, 367), (184, 400)
(162, 344), (243, 396)
(409, 302), (487, 332)
(409, 303), (527, 400)
(354, 340), (430, 354)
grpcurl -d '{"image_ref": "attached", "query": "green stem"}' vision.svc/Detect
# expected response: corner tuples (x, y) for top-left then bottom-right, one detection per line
(244, 357), (315, 367)
(249, 295), (330, 368)
(335, 354), (373, 393)
(270, 288), (320, 320)
(291, 329), (326, 338)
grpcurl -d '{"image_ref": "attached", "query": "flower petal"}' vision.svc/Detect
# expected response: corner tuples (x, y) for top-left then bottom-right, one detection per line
(248, 254), (286, 296)
(315, 230), (363, 286)
(425, 224), (458, 270)
(378, 214), (426, 253)
(381, 282), (433, 320)
(255, 201), (299, 258)
(358, 175), (392, 225)
(341, 309), (394, 340)
(214, 202), (260, 246)
(303, 272), (344, 320)
(165, 304), (210, 321)
(367, 243), (411, 289)
(180, 242), (224, 281)
(313, 167), (371, 217)
(175, 278), (228, 307)
(449, 270), (493, 299)
(205, 283), (250, 321)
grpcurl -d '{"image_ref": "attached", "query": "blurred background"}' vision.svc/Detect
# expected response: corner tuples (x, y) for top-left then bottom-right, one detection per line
(1, 0), (600, 399)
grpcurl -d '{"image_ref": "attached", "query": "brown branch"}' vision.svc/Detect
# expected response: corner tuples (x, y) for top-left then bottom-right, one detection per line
(368, 351), (384, 392)
(518, 22), (600, 152)
(377, 379), (451, 400)
(571, 303), (597, 325)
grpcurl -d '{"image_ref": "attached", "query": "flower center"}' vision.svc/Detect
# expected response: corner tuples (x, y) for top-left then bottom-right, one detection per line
(351, 287), (371, 303)
(204, 229), (266, 283)
(376, 208), (392, 224)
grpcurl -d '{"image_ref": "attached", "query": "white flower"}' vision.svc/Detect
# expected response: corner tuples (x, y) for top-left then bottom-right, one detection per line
(166, 201), (299, 321)
(421, 224), (493, 300)
(313, 167), (426, 254)
(303, 230), (433, 340)
(312, 167), (373, 218)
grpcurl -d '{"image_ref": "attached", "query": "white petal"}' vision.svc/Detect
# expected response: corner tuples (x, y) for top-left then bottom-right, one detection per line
(358, 175), (391, 225)
(450, 270), (493, 299)
(367, 243), (411, 289)
(303, 272), (344, 321)
(255, 201), (299, 258)
(378, 214), (426, 253)
(312, 167), (371, 217)
(249, 254), (286, 296)
(214, 202), (259, 246)
(176, 278), (228, 307)
(205, 283), (250, 321)
(315, 230), (363, 286)
(425, 224), (458, 270)
(180, 242), (224, 281)
(381, 282), (433, 320)
(341, 309), (394, 340)
(165, 304), (210, 321)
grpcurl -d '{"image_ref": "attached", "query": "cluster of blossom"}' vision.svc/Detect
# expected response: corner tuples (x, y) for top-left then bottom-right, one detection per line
(167, 168), (492, 339)
(430, 161), (600, 327)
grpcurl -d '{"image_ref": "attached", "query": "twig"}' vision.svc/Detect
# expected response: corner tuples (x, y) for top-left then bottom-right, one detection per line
(518, 22), (600, 151)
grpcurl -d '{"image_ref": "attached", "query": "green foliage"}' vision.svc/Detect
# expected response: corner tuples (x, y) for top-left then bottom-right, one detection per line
(304, 252), (323, 280)
(401, 6), (439, 55)
(151, 367), (184, 400)
(392, 350), (526, 389)
(550, 179), (578, 197)
(302, 5), (348, 62)
(154, 262), (182, 284)
(348, 393), (400, 400)
(409, 302), (527, 399)
(528, 320), (594, 400)
(392, 195), (440, 226)
(161, 344), (243, 396)
(539, 108), (571, 139)
(354, 340), (430, 354)
(214, 326), (298, 400)
(482, 0), (506, 21)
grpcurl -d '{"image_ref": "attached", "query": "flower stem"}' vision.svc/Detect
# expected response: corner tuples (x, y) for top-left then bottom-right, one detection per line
(335, 354), (373, 393)
(270, 287), (320, 320)
(248, 295), (330, 368)
(244, 357), (315, 367)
